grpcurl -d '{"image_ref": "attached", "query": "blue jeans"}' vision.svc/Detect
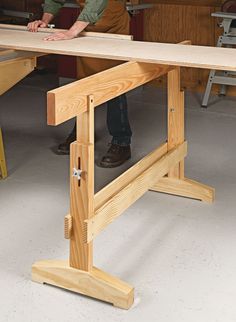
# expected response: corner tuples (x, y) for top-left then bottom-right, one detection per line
(107, 94), (132, 146)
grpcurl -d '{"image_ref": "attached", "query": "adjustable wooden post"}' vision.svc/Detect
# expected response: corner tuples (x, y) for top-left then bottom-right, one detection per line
(69, 95), (94, 271)
(32, 95), (134, 309)
(0, 128), (7, 179)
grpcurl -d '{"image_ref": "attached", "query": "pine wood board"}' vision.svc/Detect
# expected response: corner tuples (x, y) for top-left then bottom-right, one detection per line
(0, 50), (45, 64)
(86, 142), (187, 242)
(0, 28), (236, 71)
(47, 62), (172, 126)
(32, 260), (134, 309)
(0, 24), (133, 40)
(150, 177), (215, 203)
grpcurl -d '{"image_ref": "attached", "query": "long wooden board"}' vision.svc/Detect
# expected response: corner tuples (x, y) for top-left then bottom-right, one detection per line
(0, 26), (236, 71)
(0, 24), (133, 40)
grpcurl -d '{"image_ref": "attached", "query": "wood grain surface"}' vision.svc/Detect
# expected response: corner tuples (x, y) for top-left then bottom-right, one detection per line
(0, 27), (236, 71)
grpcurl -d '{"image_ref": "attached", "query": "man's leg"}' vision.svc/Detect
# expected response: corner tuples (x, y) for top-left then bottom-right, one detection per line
(99, 94), (132, 168)
(57, 124), (76, 155)
(56, 94), (132, 166)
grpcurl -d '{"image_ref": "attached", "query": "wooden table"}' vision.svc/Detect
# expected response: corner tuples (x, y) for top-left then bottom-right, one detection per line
(0, 24), (235, 309)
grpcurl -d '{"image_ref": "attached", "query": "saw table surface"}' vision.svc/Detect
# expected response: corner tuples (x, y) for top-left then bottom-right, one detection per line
(0, 27), (236, 71)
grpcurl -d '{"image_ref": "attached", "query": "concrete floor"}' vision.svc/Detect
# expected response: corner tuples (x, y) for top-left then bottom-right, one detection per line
(0, 73), (236, 322)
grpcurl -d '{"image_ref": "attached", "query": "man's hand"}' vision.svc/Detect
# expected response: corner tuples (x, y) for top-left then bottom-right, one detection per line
(44, 21), (89, 41)
(27, 20), (48, 32)
(44, 30), (77, 41)
(27, 13), (54, 32)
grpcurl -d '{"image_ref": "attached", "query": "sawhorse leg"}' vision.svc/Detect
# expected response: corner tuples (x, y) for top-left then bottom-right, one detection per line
(150, 67), (215, 203)
(0, 128), (7, 179)
(32, 96), (134, 309)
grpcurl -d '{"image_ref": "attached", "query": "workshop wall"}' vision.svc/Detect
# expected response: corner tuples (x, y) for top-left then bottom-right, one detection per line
(1, 0), (43, 17)
(142, 0), (236, 95)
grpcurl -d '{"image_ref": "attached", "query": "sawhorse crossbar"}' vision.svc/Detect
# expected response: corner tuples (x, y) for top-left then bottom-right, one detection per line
(32, 60), (215, 309)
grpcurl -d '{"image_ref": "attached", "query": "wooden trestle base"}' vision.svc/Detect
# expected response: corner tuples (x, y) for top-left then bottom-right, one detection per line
(31, 58), (215, 309)
(0, 44), (215, 308)
(32, 260), (134, 309)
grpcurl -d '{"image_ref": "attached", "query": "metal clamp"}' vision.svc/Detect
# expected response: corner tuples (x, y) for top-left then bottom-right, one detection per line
(72, 168), (82, 180)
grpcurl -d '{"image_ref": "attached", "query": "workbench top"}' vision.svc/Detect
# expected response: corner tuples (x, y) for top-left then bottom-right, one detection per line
(0, 26), (236, 72)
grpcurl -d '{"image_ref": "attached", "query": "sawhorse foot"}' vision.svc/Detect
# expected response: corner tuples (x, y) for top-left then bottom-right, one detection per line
(150, 177), (215, 203)
(32, 260), (134, 310)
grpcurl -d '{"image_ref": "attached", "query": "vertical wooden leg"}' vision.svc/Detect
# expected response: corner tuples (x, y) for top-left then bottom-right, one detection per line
(70, 95), (94, 271)
(167, 67), (184, 179)
(0, 128), (7, 179)
(150, 68), (215, 202)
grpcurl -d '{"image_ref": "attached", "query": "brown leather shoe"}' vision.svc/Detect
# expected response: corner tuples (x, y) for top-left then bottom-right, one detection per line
(57, 126), (76, 155)
(99, 144), (131, 168)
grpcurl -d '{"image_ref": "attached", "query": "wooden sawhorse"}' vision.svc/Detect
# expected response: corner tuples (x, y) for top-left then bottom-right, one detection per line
(32, 59), (215, 309)
(0, 48), (44, 179)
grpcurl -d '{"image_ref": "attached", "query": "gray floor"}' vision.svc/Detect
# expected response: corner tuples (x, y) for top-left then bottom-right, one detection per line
(0, 73), (236, 322)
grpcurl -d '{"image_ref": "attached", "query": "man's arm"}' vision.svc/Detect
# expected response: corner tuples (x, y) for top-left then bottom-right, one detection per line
(27, 0), (65, 32)
(77, 0), (108, 24)
(44, 0), (108, 41)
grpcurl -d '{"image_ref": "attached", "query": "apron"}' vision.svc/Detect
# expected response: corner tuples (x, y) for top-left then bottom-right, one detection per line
(76, 0), (130, 79)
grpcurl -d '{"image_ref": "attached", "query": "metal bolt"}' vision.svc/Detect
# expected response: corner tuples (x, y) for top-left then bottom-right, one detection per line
(72, 168), (82, 180)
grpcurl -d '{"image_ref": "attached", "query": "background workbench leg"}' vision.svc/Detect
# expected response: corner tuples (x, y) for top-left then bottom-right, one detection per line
(32, 96), (134, 309)
(150, 67), (215, 202)
(0, 128), (7, 179)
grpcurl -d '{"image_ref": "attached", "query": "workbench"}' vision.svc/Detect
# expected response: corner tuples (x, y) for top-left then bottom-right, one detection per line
(0, 46), (44, 179)
(0, 23), (235, 309)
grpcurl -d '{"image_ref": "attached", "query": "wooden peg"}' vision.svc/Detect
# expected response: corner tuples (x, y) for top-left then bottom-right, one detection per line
(64, 214), (73, 239)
